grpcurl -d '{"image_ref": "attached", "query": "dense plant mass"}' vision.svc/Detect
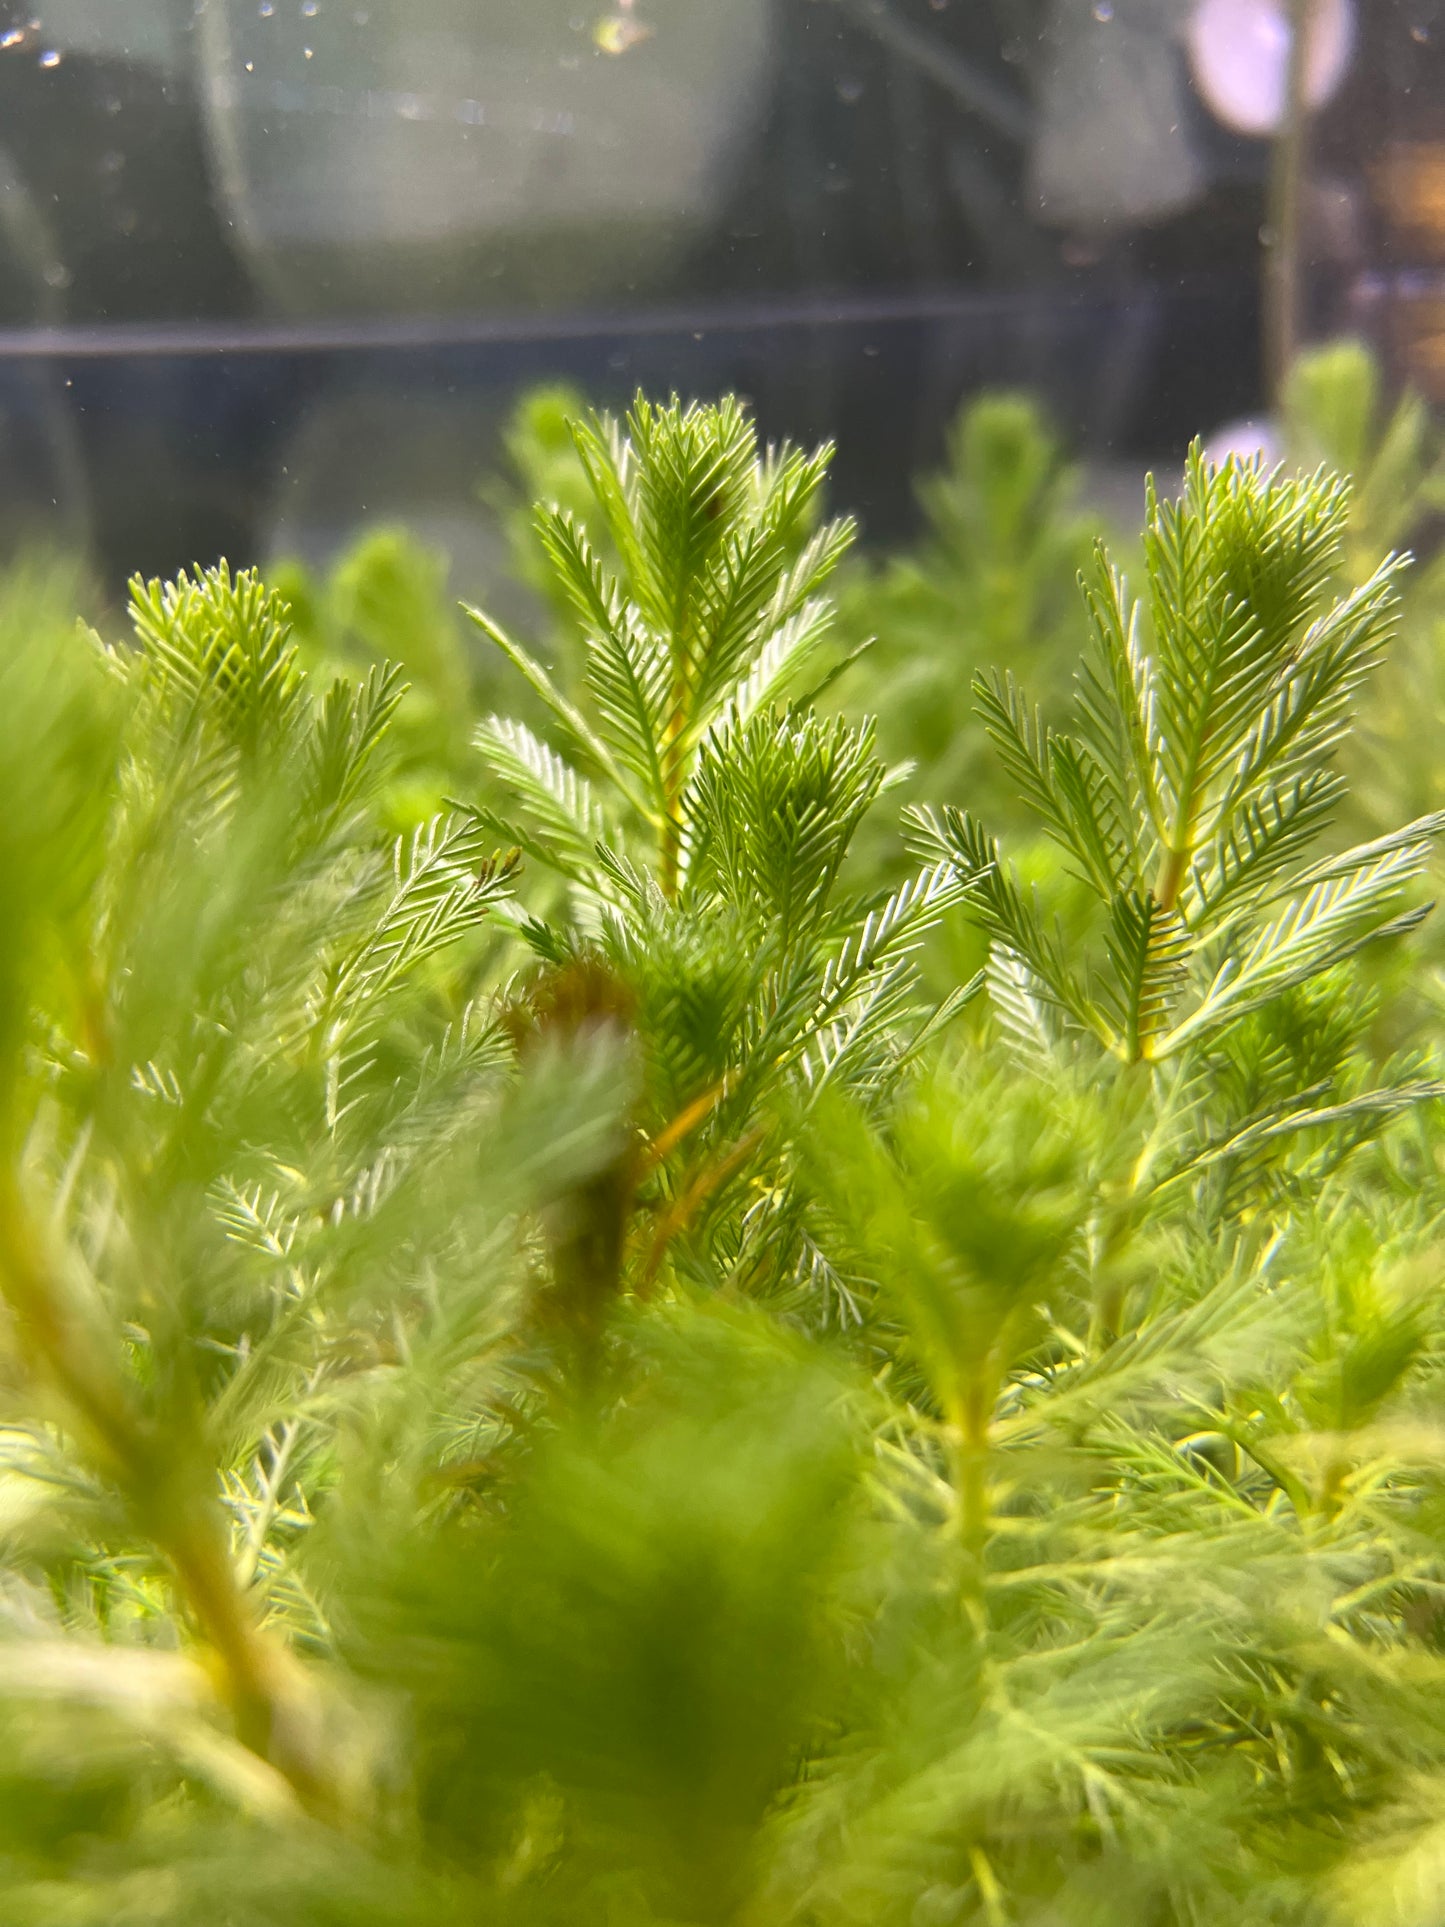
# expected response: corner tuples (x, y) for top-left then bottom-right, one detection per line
(7, 382), (1445, 1925)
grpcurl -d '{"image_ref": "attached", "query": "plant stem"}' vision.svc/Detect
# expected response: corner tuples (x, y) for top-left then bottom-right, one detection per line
(968, 1843), (1009, 1927)
(1154, 843), (1188, 916)
(0, 1174), (332, 1814)
(0, 1172), (145, 1484)
(658, 691), (687, 898)
(659, 791), (683, 898)
(1264, 0), (1318, 409)
(956, 1379), (992, 1606)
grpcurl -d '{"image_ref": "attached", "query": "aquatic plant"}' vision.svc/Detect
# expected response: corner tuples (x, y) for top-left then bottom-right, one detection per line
(0, 396), (1443, 1927)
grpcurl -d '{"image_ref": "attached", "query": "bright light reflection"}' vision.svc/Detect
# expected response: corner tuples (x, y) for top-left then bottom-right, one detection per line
(1203, 418), (1281, 468)
(1187, 0), (1355, 137)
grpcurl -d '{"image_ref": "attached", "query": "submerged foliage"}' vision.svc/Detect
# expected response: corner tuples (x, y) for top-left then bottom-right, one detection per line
(4, 387), (1445, 1926)
(836, 389), (1106, 837)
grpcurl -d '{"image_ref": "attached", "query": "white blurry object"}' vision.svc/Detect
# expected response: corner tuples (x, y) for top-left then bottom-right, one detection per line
(196, 0), (773, 316)
(1030, 0), (1203, 229)
(1186, 0), (1355, 137)
(1203, 417), (1281, 467)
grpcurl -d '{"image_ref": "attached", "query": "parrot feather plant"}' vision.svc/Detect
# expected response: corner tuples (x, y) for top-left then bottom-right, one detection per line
(464, 394), (979, 1312)
(907, 447), (1445, 1220)
(0, 401), (1443, 1927)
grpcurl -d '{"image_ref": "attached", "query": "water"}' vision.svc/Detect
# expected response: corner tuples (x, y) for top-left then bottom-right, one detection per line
(0, 0), (1431, 591)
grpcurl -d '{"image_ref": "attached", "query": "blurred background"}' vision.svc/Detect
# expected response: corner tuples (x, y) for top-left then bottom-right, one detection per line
(0, 0), (1438, 596)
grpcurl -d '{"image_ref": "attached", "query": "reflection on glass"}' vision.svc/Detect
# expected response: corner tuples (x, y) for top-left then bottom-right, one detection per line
(1187, 0), (1355, 136)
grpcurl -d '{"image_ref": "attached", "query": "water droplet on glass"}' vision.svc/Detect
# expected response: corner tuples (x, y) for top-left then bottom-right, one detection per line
(1092, 0), (1113, 17)
(835, 75), (864, 103)
(0, 29), (22, 47)
(38, 48), (60, 67)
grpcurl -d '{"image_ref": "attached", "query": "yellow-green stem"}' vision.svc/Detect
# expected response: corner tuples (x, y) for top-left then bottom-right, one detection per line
(654, 627), (694, 899)
(968, 1843), (1009, 1927)
(956, 1379), (993, 1605)
(1154, 843), (1189, 916)
(0, 1173), (331, 1813)
(659, 798), (683, 899)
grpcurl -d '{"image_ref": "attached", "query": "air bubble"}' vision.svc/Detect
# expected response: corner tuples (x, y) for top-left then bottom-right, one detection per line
(302, 0), (318, 14)
(835, 75), (864, 103)
(1092, 0), (1114, 17)
(303, 43), (313, 56)
(0, 29), (23, 47)
(1412, 21), (1430, 40)
(38, 48), (60, 67)
(259, 1), (274, 14)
